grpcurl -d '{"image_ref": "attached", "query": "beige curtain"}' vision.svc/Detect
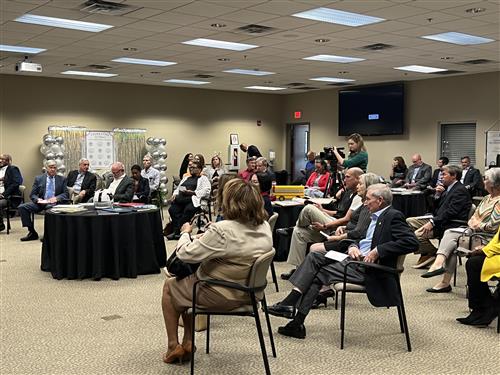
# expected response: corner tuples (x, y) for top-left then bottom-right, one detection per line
(48, 126), (87, 174)
(113, 129), (147, 172)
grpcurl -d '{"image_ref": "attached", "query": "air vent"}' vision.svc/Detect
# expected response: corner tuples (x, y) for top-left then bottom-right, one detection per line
(459, 59), (496, 65)
(80, 0), (139, 16)
(293, 86), (319, 90)
(357, 43), (396, 51)
(236, 24), (276, 34)
(180, 69), (215, 75)
(327, 82), (353, 86)
(87, 64), (112, 70)
(195, 74), (215, 79)
(286, 82), (305, 87)
(430, 70), (466, 75)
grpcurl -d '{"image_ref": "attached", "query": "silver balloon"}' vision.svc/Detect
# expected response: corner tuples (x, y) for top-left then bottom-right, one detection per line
(159, 165), (167, 171)
(159, 138), (166, 146)
(59, 144), (65, 152)
(160, 176), (167, 183)
(55, 152), (64, 159)
(57, 166), (66, 173)
(44, 136), (55, 146)
(56, 159), (63, 168)
(151, 151), (160, 159)
(40, 145), (49, 154)
(146, 137), (154, 145)
(153, 163), (160, 170)
(159, 152), (167, 159)
(158, 158), (166, 166)
(55, 136), (64, 144)
(43, 133), (50, 140)
(157, 144), (166, 153)
(153, 138), (160, 146)
(45, 152), (55, 160)
(50, 144), (61, 154)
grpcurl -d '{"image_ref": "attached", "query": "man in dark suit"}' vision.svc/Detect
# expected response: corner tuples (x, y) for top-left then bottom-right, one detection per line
(18, 160), (68, 241)
(404, 153), (432, 190)
(105, 162), (134, 202)
(460, 156), (483, 196)
(66, 158), (96, 203)
(430, 157), (449, 188)
(0, 154), (23, 231)
(267, 184), (419, 339)
(407, 165), (472, 283)
(240, 143), (262, 158)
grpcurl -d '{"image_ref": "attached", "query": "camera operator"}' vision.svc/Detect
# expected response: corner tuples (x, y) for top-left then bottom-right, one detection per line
(332, 133), (368, 172)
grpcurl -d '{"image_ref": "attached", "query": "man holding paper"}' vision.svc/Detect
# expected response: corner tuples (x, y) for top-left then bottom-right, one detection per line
(267, 184), (418, 339)
(18, 160), (68, 241)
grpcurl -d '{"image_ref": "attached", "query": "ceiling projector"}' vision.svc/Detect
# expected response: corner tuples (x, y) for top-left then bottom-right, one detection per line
(15, 61), (42, 73)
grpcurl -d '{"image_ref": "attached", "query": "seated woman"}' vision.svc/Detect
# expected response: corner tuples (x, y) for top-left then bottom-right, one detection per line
(251, 172), (274, 218)
(179, 153), (193, 179)
(130, 164), (150, 203)
(457, 228), (500, 327)
(206, 155), (226, 182)
(304, 157), (330, 198)
(214, 173), (239, 222)
(161, 178), (273, 363)
(390, 156), (408, 187)
(421, 168), (500, 292)
(193, 154), (208, 176)
(167, 160), (211, 240)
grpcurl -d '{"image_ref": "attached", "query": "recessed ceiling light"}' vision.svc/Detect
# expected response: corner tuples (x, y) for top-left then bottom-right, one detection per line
(0, 44), (46, 54)
(163, 79), (210, 85)
(15, 14), (113, 32)
(223, 69), (275, 76)
(218, 58), (230, 62)
(245, 86), (286, 91)
(182, 38), (258, 51)
(422, 32), (494, 45)
(315, 38), (330, 43)
(61, 70), (117, 77)
(303, 54), (365, 63)
(123, 47), (138, 51)
(292, 7), (385, 27)
(394, 65), (448, 73)
(465, 7), (486, 14)
(111, 57), (176, 67)
(309, 77), (355, 83)
(210, 23), (226, 28)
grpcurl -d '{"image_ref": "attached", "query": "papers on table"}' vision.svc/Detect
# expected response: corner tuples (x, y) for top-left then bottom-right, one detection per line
(273, 197), (335, 207)
(325, 250), (349, 262)
(273, 200), (303, 207)
(391, 188), (422, 195)
(50, 204), (87, 213)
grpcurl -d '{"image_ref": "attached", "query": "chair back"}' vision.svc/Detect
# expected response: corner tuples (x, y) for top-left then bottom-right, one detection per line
(395, 254), (407, 273)
(248, 248), (276, 291)
(268, 213), (279, 232)
(468, 204), (476, 220)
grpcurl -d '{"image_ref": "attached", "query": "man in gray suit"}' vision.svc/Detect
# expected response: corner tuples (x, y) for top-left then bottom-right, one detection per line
(404, 153), (432, 190)
(105, 162), (134, 203)
(18, 160), (68, 241)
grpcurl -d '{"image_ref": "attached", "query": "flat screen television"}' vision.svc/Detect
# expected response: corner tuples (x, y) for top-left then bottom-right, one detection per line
(338, 83), (404, 136)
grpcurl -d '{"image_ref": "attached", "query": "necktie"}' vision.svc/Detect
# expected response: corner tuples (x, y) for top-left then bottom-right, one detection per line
(46, 177), (55, 199)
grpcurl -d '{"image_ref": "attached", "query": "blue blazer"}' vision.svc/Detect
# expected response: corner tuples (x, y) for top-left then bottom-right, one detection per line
(30, 174), (68, 203)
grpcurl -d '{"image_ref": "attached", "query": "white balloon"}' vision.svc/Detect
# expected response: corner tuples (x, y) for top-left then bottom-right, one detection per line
(56, 159), (63, 168)
(160, 176), (167, 183)
(50, 144), (61, 154)
(157, 145), (166, 153)
(158, 158), (166, 166)
(40, 145), (49, 154)
(55, 136), (64, 144)
(153, 163), (160, 170)
(46, 152), (55, 160)
(55, 152), (64, 159)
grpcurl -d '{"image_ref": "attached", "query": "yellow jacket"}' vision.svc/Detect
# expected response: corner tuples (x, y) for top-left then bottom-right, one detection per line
(481, 229), (500, 282)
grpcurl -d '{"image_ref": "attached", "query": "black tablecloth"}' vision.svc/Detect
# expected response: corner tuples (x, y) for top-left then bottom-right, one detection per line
(392, 193), (427, 218)
(272, 205), (304, 261)
(41, 208), (166, 280)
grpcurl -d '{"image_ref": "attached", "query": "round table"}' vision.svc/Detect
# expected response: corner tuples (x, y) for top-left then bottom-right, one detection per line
(391, 191), (427, 218)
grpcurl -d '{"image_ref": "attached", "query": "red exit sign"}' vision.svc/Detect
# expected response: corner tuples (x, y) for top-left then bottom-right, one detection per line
(294, 111), (302, 119)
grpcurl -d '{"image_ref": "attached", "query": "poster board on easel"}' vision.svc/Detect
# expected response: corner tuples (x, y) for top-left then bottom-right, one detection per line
(486, 130), (500, 167)
(228, 144), (240, 171)
(86, 131), (114, 169)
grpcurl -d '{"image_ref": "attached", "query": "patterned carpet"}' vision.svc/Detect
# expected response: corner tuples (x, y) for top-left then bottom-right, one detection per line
(1, 216), (498, 375)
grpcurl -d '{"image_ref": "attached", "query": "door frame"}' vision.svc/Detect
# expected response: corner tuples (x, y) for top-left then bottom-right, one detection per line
(286, 122), (310, 182)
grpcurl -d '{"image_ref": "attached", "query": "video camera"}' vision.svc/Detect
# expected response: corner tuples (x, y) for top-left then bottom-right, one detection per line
(320, 146), (345, 164)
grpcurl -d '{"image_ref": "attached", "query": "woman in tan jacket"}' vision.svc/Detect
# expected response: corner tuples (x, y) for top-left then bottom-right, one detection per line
(161, 178), (273, 364)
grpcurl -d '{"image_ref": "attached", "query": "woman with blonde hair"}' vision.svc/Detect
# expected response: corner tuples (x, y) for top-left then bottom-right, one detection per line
(161, 178), (273, 364)
(333, 133), (368, 172)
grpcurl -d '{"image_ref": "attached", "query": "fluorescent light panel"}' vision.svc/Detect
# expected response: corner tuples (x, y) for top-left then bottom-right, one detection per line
(112, 57), (176, 67)
(422, 32), (494, 45)
(15, 14), (113, 32)
(164, 79), (210, 85)
(310, 77), (355, 83)
(293, 7), (385, 27)
(0, 44), (46, 54)
(182, 38), (258, 51)
(394, 65), (447, 73)
(223, 69), (275, 76)
(61, 70), (117, 77)
(303, 54), (365, 63)
(245, 86), (286, 91)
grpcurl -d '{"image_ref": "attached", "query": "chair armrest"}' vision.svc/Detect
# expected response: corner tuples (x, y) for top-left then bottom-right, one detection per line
(343, 260), (399, 275)
(195, 278), (250, 292)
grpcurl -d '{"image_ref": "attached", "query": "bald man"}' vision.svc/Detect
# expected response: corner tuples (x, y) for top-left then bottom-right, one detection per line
(105, 162), (134, 202)
(404, 154), (432, 190)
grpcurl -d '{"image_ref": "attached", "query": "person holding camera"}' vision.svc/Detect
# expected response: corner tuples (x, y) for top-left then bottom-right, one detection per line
(332, 133), (368, 172)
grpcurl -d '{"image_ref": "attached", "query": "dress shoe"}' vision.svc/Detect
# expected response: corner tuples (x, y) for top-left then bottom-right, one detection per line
(421, 266), (446, 278)
(20, 231), (39, 242)
(276, 227), (294, 236)
(267, 303), (296, 319)
(469, 308), (498, 327)
(456, 310), (484, 325)
(426, 285), (452, 293)
(166, 233), (177, 241)
(277, 321), (306, 339)
(280, 268), (296, 280)
(412, 255), (436, 269)
(311, 289), (335, 309)
(163, 344), (185, 364)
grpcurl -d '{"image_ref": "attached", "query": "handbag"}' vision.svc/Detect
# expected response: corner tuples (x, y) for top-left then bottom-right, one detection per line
(163, 221), (173, 237)
(166, 247), (200, 280)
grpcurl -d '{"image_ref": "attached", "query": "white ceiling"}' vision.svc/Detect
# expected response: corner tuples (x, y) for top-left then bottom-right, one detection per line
(0, 0), (499, 93)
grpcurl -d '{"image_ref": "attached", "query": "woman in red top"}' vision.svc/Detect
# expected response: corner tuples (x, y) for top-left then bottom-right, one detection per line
(305, 157), (330, 198)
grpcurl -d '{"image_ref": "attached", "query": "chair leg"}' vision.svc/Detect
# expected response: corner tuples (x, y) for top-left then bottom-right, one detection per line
(205, 314), (210, 354)
(190, 312), (196, 375)
(250, 292), (271, 375)
(396, 279), (412, 352)
(6, 211), (10, 234)
(397, 306), (405, 333)
(261, 294), (276, 358)
(335, 290), (339, 310)
(340, 287), (347, 349)
(270, 261), (279, 292)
